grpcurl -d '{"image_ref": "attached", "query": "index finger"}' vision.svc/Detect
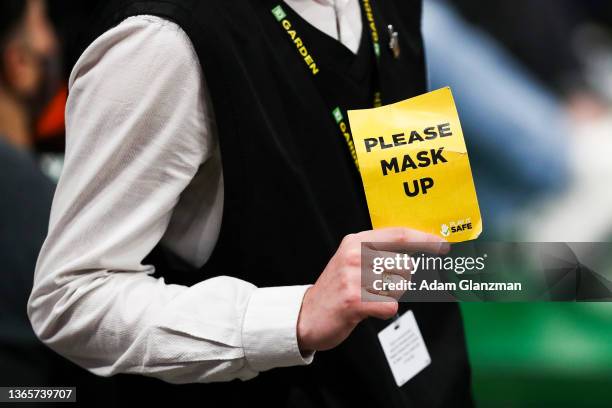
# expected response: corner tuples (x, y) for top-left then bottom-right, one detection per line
(356, 227), (450, 255)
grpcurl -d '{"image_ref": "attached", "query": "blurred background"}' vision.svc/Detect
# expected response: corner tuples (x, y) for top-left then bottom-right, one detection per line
(422, 1), (612, 406)
(0, 0), (611, 406)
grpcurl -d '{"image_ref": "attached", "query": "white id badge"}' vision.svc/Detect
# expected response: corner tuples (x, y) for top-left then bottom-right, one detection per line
(377, 310), (431, 387)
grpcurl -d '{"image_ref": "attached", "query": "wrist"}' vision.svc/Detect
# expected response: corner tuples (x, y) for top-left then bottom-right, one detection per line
(297, 286), (314, 353)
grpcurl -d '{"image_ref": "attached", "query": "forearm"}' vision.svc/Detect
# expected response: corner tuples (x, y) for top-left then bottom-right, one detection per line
(28, 264), (310, 383)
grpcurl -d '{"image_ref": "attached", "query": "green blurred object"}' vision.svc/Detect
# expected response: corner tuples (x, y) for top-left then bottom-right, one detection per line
(462, 303), (612, 407)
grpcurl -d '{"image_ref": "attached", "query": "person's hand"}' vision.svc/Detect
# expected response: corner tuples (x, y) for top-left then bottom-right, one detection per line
(297, 227), (449, 353)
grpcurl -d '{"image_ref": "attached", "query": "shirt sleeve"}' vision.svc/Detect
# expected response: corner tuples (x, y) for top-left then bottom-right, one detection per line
(27, 15), (313, 384)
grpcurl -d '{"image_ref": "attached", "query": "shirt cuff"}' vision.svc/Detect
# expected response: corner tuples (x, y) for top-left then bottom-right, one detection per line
(242, 285), (314, 373)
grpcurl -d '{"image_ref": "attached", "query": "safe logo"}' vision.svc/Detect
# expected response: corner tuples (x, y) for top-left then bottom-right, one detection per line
(441, 218), (472, 237)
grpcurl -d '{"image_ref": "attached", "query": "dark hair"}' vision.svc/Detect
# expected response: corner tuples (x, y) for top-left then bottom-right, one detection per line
(0, 0), (28, 46)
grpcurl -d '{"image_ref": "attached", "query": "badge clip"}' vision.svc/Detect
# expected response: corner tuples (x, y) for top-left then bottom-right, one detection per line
(388, 25), (400, 59)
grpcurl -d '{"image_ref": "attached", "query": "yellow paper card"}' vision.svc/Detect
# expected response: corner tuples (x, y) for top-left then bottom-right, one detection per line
(347, 87), (482, 242)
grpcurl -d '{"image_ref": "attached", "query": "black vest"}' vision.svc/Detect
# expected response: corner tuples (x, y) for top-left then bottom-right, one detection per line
(76, 1), (472, 406)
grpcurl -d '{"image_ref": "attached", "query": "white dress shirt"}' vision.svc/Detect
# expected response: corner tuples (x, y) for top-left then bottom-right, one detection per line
(29, 1), (362, 384)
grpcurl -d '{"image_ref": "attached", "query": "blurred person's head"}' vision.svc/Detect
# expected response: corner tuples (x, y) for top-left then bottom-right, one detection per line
(0, 0), (59, 149)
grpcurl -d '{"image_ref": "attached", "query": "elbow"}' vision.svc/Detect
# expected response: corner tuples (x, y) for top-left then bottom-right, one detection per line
(27, 272), (111, 379)
(27, 276), (67, 351)
(27, 269), (96, 367)
(28, 289), (51, 345)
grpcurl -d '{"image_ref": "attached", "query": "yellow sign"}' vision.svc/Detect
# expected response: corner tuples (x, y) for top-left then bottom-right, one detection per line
(347, 87), (482, 242)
